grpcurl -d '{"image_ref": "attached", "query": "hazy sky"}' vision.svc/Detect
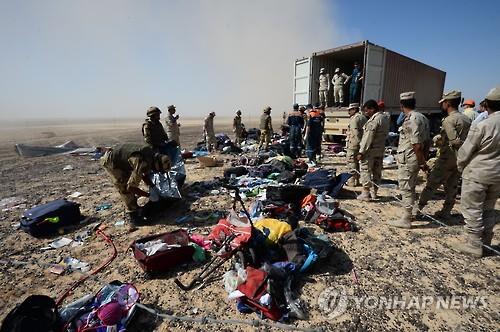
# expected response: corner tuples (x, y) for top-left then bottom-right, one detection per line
(0, 0), (499, 120)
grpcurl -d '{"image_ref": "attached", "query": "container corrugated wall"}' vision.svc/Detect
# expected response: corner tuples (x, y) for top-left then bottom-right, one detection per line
(382, 50), (446, 114)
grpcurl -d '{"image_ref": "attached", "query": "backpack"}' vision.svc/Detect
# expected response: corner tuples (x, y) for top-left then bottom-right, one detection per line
(21, 199), (81, 237)
(0, 295), (61, 332)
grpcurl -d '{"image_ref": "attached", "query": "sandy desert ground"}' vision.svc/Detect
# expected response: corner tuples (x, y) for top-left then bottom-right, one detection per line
(0, 119), (498, 332)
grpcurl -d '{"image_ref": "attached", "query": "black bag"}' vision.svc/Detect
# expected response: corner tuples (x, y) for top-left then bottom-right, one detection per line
(21, 199), (81, 236)
(224, 166), (248, 179)
(0, 295), (61, 332)
(266, 185), (310, 205)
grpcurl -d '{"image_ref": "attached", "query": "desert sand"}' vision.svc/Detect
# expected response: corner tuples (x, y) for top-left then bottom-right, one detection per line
(0, 119), (498, 331)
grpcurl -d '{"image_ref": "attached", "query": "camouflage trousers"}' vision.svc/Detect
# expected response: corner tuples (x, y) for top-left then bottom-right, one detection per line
(101, 151), (138, 213)
(205, 131), (217, 151)
(346, 148), (360, 176)
(461, 178), (500, 237)
(418, 156), (459, 211)
(234, 128), (243, 145)
(258, 130), (271, 150)
(333, 85), (344, 104)
(360, 155), (383, 190)
(167, 128), (180, 145)
(319, 90), (328, 106)
(397, 155), (420, 210)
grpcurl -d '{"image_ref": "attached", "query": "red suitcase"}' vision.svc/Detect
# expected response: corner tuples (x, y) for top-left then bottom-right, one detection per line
(130, 229), (195, 273)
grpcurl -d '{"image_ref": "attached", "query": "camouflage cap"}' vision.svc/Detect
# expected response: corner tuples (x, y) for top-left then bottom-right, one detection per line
(485, 87), (500, 101)
(438, 90), (461, 103)
(400, 91), (415, 100)
(348, 103), (360, 109)
(147, 106), (161, 116)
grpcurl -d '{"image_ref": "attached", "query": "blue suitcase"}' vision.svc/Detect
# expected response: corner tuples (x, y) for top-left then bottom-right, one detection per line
(21, 199), (81, 236)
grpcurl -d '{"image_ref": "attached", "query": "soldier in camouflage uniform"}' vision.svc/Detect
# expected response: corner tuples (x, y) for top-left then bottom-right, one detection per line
(142, 106), (169, 151)
(233, 110), (244, 146)
(204, 112), (217, 152)
(417, 91), (471, 217)
(356, 99), (390, 200)
(165, 105), (181, 146)
(258, 106), (273, 151)
(318, 68), (330, 107)
(387, 92), (430, 229)
(346, 103), (367, 186)
(101, 144), (171, 228)
(451, 87), (500, 257)
(332, 68), (348, 107)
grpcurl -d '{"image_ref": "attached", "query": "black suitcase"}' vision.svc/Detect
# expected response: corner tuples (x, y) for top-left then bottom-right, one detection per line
(21, 199), (81, 236)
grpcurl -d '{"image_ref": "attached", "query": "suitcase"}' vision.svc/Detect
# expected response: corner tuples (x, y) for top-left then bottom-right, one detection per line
(20, 199), (81, 237)
(130, 229), (195, 273)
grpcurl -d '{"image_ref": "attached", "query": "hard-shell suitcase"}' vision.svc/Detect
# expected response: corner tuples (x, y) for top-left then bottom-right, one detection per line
(20, 199), (81, 237)
(130, 229), (195, 273)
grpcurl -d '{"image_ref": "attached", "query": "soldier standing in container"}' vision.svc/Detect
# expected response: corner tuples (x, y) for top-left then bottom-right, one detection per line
(332, 68), (349, 107)
(142, 106), (169, 151)
(347, 62), (363, 104)
(452, 87), (500, 257)
(356, 99), (391, 200)
(416, 91), (471, 218)
(387, 92), (431, 229)
(204, 111), (217, 152)
(287, 103), (305, 158)
(165, 105), (181, 146)
(318, 68), (330, 107)
(258, 106), (273, 151)
(346, 103), (367, 186)
(233, 110), (244, 146)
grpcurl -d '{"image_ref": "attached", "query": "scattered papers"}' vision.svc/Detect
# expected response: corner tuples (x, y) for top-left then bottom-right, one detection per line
(68, 191), (83, 198)
(42, 237), (73, 250)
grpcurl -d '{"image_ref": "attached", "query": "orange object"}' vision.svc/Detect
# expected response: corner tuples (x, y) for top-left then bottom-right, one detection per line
(301, 193), (317, 208)
(463, 99), (475, 107)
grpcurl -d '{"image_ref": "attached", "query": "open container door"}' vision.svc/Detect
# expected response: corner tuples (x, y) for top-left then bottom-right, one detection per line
(362, 43), (386, 104)
(293, 57), (312, 106)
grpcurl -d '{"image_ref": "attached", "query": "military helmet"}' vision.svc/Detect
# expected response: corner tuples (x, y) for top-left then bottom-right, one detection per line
(263, 106), (272, 113)
(167, 105), (176, 112)
(147, 106), (161, 117)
